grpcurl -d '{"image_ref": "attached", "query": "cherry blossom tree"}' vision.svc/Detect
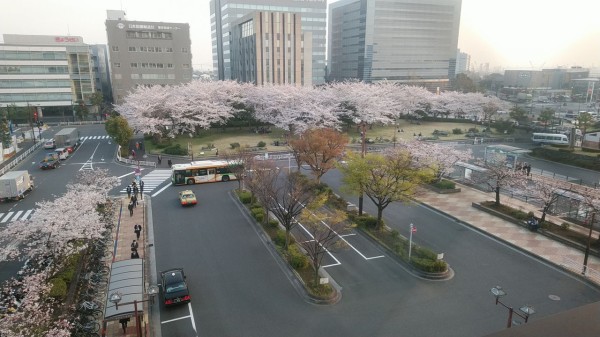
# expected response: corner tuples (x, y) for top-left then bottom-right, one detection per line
(474, 154), (527, 206)
(522, 177), (574, 223)
(289, 128), (349, 183)
(398, 140), (472, 182)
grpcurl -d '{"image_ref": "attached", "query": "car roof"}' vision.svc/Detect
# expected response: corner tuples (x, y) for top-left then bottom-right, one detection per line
(180, 190), (194, 195)
(55, 147), (65, 151)
(161, 268), (185, 283)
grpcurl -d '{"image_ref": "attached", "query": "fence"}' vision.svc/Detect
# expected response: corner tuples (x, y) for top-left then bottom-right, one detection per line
(115, 145), (156, 168)
(0, 139), (45, 176)
(562, 256), (600, 285)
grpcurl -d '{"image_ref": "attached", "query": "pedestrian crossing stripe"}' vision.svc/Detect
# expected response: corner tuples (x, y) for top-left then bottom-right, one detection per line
(119, 169), (172, 193)
(80, 136), (111, 141)
(0, 209), (33, 223)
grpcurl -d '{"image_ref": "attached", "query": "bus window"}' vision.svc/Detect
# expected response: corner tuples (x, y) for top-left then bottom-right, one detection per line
(198, 169), (207, 176)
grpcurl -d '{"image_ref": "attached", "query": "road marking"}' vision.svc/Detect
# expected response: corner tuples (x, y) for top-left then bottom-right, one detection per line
(339, 233), (356, 238)
(1, 212), (14, 223)
(118, 171), (137, 179)
(22, 209), (33, 219)
(11, 211), (23, 221)
(151, 183), (171, 197)
(161, 315), (190, 324)
(188, 302), (197, 335)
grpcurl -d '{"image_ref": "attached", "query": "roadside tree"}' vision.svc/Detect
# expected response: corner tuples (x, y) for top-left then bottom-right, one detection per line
(509, 106), (529, 123)
(577, 111), (595, 135)
(289, 128), (348, 183)
(297, 194), (349, 286)
(105, 115), (134, 153)
(400, 140), (472, 182)
(538, 108), (555, 130)
(74, 100), (89, 121)
(474, 154), (527, 206)
(339, 150), (433, 230)
(523, 177), (573, 223)
(223, 146), (256, 191)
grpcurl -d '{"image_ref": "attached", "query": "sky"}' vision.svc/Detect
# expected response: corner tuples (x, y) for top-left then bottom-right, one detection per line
(1, 0), (599, 72)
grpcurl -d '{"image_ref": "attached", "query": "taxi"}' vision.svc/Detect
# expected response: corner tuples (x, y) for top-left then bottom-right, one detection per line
(178, 190), (197, 206)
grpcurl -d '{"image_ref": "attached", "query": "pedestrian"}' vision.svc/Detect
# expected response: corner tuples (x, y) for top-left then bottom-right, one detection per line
(135, 141), (140, 150)
(131, 149), (136, 159)
(131, 240), (138, 251)
(131, 250), (140, 259)
(133, 185), (139, 199)
(168, 159), (172, 168)
(128, 201), (134, 216)
(215, 148), (219, 156)
(139, 181), (144, 200)
(119, 318), (129, 333)
(134, 224), (142, 240)
(131, 195), (138, 208)
(126, 185), (132, 199)
(157, 154), (162, 166)
(526, 164), (531, 176)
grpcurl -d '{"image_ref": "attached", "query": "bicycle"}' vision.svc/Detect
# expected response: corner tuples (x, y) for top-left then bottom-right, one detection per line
(72, 317), (100, 337)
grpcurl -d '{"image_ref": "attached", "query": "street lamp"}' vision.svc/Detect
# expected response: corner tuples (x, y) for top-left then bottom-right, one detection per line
(109, 285), (159, 337)
(490, 286), (535, 328)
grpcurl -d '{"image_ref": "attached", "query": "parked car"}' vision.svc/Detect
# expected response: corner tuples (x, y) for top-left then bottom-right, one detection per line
(39, 153), (60, 169)
(43, 140), (56, 149)
(160, 268), (191, 306)
(178, 190), (197, 206)
(54, 148), (69, 160)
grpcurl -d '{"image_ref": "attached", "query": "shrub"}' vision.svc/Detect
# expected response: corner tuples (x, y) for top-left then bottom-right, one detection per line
(327, 194), (348, 211)
(257, 141), (267, 148)
(432, 179), (455, 190)
(230, 142), (240, 149)
(49, 278), (67, 299)
(411, 257), (447, 272)
(238, 190), (252, 204)
(268, 219), (279, 228)
(251, 208), (265, 222)
(273, 230), (287, 247)
(561, 222), (570, 230)
(163, 143), (188, 155)
(452, 128), (463, 134)
(468, 127), (479, 133)
(391, 229), (400, 239)
(287, 244), (309, 269)
(354, 215), (379, 228)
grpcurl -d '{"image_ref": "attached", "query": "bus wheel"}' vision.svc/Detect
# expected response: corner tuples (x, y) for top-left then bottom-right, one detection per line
(186, 179), (195, 185)
(222, 175), (230, 182)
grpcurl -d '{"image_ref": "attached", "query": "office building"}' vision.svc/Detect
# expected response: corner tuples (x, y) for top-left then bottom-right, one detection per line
(90, 44), (113, 105)
(0, 34), (95, 121)
(210, 0), (327, 85)
(230, 11), (312, 85)
(328, 0), (462, 90)
(456, 49), (470, 75)
(105, 10), (192, 103)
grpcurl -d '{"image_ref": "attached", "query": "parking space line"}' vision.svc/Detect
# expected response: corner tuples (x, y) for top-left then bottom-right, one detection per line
(189, 302), (197, 335)
(161, 315), (191, 324)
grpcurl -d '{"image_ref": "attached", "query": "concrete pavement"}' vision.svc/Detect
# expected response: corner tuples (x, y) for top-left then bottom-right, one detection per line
(416, 182), (600, 286)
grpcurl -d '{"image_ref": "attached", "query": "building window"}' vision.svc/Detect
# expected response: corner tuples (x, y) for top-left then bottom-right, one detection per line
(167, 64), (173, 69)
(141, 63), (148, 68)
(183, 64), (190, 69)
(111, 46), (119, 52)
(128, 46), (137, 52)
(114, 63), (121, 68)
(166, 47), (173, 52)
(140, 46), (148, 52)
(148, 47), (155, 52)
(182, 47), (189, 53)
(131, 63), (138, 68)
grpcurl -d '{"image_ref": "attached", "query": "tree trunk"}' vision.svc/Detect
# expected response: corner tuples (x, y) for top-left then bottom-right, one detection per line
(377, 206), (384, 230)
(495, 186), (501, 206)
(285, 229), (290, 251)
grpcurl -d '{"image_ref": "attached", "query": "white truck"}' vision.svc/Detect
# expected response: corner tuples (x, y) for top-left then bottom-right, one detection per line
(0, 171), (33, 201)
(54, 128), (79, 147)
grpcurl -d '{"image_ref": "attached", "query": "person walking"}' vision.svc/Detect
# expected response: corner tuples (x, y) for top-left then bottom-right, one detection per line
(157, 154), (162, 166)
(126, 185), (132, 199)
(131, 240), (138, 251)
(119, 318), (129, 333)
(168, 159), (172, 168)
(128, 201), (134, 216)
(134, 224), (142, 239)
(133, 185), (139, 199)
(131, 195), (138, 208)
(139, 180), (144, 200)
(131, 250), (140, 259)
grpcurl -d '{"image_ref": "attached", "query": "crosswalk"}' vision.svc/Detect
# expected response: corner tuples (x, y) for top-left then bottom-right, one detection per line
(0, 210), (34, 223)
(119, 169), (172, 193)
(80, 136), (111, 141)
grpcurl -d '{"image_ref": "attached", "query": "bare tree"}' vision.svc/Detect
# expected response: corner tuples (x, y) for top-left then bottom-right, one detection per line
(474, 154), (527, 206)
(289, 128), (348, 183)
(297, 197), (349, 286)
(245, 160), (280, 225)
(223, 147), (255, 191)
(522, 177), (573, 223)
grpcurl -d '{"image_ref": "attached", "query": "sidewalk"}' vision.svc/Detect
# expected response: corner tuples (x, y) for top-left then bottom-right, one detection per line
(416, 183), (600, 285)
(104, 195), (148, 337)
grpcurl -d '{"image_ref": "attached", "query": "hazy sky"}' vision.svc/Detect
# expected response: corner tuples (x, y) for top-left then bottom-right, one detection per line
(1, 0), (599, 72)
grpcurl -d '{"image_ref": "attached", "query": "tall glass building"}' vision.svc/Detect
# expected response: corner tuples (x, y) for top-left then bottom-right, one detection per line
(328, 0), (462, 90)
(210, 0), (327, 85)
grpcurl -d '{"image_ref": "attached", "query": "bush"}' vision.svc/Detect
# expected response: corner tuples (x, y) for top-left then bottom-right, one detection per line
(273, 230), (287, 247)
(49, 278), (67, 299)
(230, 142), (240, 149)
(452, 128), (463, 134)
(287, 244), (309, 269)
(411, 257), (447, 272)
(268, 219), (279, 228)
(238, 190), (252, 204)
(561, 222), (570, 230)
(257, 141), (266, 148)
(468, 127), (479, 133)
(432, 179), (455, 190)
(251, 208), (265, 222)
(163, 143), (188, 155)
(352, 214), (380, 228)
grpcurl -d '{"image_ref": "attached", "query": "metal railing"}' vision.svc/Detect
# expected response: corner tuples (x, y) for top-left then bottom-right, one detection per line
(562, 256), (600, 285)
(0, 140), (45, 176)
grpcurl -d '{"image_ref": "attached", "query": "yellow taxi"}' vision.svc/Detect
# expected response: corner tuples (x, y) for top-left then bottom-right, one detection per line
(178, 190), (197, 206)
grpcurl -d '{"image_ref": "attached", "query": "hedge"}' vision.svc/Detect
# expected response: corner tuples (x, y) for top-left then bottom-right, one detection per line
(49, 278), (67, 300)
(287, 244), (309, 269)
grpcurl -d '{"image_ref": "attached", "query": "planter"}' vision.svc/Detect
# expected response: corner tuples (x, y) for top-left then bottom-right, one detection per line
(425, 184), (461, 194)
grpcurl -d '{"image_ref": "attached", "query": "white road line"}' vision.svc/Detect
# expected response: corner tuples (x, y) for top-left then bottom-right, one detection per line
(161, 315), (191, 324)
(22, 210), (33, 219)
(1, 212), (14, 223)
(118, 172), (136, 179)
(339, 233), (356, 238)
(11, 211), (23, 221)
(152, 183), (171, 197)
(188, 302), (198, 335)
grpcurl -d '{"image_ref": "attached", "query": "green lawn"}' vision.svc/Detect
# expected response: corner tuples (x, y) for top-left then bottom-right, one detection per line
(145, 120), (529, 157)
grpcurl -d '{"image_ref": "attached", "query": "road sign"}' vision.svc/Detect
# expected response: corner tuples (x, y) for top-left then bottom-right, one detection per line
(411, 225), (417, 233)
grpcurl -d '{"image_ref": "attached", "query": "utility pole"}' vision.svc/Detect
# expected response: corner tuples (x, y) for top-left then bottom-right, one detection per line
(358, 120), (367, 215)
(583, 212), (596, 275)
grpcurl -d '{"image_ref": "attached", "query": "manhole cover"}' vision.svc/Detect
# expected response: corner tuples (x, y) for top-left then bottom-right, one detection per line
(549, 294), (561, 301)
